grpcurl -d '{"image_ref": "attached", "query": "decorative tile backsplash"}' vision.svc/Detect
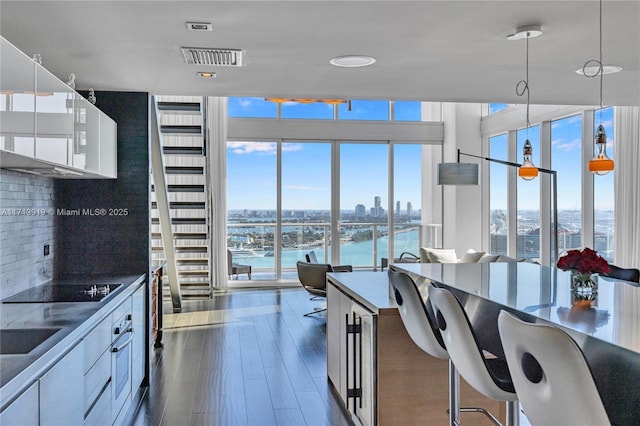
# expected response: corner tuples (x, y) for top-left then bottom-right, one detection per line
(0, 169), (55, 298)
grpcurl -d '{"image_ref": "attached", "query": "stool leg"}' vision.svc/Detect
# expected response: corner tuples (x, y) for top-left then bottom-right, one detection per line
(449, 359), (460, 426)
(505, 400), (520, 426)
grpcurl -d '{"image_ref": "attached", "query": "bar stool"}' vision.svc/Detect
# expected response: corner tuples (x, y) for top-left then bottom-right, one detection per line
(428, 285), (519, 426)
(497, 311), (610, 426)
(388, 270), (505, 426)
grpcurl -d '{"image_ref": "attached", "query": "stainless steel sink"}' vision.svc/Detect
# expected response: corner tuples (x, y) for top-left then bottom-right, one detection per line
(0, 328), (61, 355)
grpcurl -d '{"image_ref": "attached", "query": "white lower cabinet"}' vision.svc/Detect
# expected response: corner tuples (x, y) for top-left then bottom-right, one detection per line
(327, 283), (375, 426)
(40, 341), (84, 426)
(84, 381), (112, 426)
(131, 285), (145, 392)
(0, 381), (39, 425)
(0, 283), (146, 426)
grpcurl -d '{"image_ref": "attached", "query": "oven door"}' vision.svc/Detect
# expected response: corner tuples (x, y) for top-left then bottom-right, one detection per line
(111, 319), (133, 422)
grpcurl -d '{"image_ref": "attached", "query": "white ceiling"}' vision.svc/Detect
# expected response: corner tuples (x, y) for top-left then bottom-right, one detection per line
(1, 1), (638, 106)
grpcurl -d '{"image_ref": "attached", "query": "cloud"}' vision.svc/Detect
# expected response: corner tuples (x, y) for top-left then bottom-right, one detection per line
(285, 185), (325, 191)
(228, 141), (277, 154)
(236, 97), (263, 109)
(552, 138), (581, 152)
(227, 141), (303, 155)
(282, 144), (303, 152)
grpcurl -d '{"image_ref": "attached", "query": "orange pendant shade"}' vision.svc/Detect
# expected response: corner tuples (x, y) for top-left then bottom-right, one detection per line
(588, 157), (615, 174)
(518, 165), (539, 180)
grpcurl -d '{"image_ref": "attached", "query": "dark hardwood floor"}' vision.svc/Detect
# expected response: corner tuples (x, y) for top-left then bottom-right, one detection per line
(130, 288), (352, 426)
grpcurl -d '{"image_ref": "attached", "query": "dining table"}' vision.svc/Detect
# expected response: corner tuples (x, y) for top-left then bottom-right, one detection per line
(392, 261), (640, 426)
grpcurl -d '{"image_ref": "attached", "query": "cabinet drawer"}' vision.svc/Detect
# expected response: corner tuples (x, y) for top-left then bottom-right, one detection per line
(85, 349), (111, 412)
(40, 342), (84, 426)
(84, 381), (111, 426)
(84, 317), (111, 374)
(112, 297), (132, 324)
(0, 381), (38, 426)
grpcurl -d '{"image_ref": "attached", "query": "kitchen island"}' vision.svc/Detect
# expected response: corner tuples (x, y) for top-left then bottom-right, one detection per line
(0, 274), (145, 425)
(326, 271), (501, 426)
(393, 262), (640, 426)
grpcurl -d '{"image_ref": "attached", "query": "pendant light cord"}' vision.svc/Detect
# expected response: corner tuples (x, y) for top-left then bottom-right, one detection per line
(599, 0), (603, 109)
(516, 33), (531, 128)
(582, 0), (604, 110)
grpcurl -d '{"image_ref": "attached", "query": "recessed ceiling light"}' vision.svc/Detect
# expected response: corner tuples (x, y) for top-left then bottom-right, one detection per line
(330, 55), (376, 68)
(186, 22), (212, 31)
(197, 72), (216, 78)
(576, 64), (623, 76)
(507, 25), (543, 40)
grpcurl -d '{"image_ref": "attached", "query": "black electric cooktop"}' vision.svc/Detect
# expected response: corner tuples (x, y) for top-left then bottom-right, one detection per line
(2, 284), (122, 303)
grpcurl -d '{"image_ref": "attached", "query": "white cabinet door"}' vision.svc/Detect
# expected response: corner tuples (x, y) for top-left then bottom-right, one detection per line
(0, 381), (39, 425)
(328, 282), (377, 425)
(34, 65), (74, 166)
(350, 303), (375, 426)
(0, 36), (116, 178)
(131, 284), (145, 391)
(99, 115), (117, 178)
(327, 283), (361, 404)
(0, 38), (36, 156)
(327, 283), (341, 389)
(40, 342), (84, 426)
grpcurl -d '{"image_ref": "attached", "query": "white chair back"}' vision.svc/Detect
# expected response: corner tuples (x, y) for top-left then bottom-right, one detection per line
(428, 286), (517, 402)
(498, 311), (610, 426)
(388, 270), (448, 359)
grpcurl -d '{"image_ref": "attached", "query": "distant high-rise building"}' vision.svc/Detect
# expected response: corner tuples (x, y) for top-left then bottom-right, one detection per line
(355, 204), (366, 217)
(396, 201), (401, 216)
(373, 196), (384, 217)
(407, 202), (413, 218)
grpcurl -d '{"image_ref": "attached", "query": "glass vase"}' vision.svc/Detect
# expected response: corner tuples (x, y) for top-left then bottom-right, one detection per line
(571, 271), (598, 299)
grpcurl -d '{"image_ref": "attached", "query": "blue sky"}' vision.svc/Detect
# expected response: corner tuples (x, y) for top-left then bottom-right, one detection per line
(227, 98), (421, 212)
(227, 98), (614, 212)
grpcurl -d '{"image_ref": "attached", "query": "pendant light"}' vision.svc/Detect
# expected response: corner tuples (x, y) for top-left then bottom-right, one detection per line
(508, 26), (542, 180)
(585, 0), (615, 175)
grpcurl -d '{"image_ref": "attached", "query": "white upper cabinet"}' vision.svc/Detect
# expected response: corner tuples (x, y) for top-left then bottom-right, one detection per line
(0, 36), (117, 178)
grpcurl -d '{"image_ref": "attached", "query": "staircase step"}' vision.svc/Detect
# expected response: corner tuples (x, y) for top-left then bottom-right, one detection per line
(151, 217), (207, 225)
(157, 101), (201, 113)
(152, 245), (208, 253)
(168, 184), (205, 192)
(160, 125), (202, 135)
(165, 166), (204, 175)
(176, 258), (209, 265)
(152, 201), (206, 209)
(178, 270), (209, 276)
(162, 146), (204, 155)
(151, 184), (205, 192)
(152, 232), (208, 240)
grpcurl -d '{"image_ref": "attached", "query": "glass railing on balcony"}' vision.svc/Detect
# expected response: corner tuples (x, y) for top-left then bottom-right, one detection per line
(226, 221), (423, 277)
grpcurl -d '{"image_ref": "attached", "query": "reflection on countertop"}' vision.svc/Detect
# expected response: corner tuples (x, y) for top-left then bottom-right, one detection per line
(396, 262), (640, 355)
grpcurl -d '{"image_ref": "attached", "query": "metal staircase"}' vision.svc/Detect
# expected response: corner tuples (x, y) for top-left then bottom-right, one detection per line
(151, 96), (211, 299)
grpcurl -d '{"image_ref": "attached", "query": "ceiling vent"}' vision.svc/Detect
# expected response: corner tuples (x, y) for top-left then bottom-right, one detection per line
(181, 47), (244, 67)
(186, 22), (212, 31)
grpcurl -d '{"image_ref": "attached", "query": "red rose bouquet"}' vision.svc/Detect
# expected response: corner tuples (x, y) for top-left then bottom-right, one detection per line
(557, 248), (611, 275)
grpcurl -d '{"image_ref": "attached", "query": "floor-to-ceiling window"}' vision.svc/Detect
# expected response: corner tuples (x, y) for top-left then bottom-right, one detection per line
(489, 133), (509, 255)
(517, 125), (541, 260)
(551, 114), (583, 252)
(226, 98), (436, 282)
(226, 141), (277, 280)
(281, 141), (332, 270)
(593, 107), (615, 261)
(484, 105), (616, 264)
(392, 144), (422, 259)
(340, 142), (389, 268)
